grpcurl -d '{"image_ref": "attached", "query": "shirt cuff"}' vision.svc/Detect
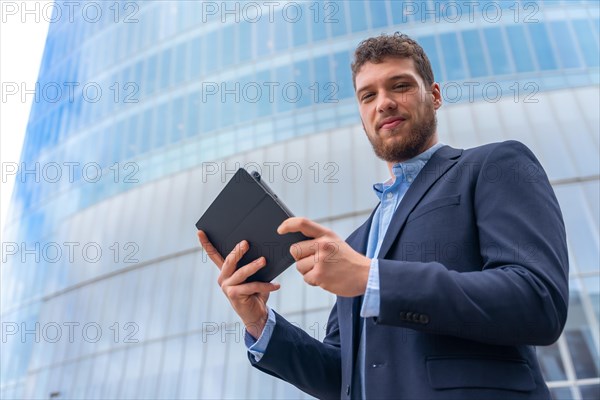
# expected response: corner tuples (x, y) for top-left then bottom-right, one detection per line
(245, 307), (276, 362)
(360, 258), (380, 318)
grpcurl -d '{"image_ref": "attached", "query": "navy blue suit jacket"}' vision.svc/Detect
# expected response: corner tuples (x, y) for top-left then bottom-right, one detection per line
(249, 141), (569, 399)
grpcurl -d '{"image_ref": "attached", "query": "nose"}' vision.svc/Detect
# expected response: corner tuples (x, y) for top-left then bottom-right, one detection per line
(376, 91), (397, 113)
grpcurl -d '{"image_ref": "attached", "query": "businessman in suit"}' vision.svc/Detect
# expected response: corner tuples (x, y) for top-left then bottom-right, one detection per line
(197, 33), (568, 399)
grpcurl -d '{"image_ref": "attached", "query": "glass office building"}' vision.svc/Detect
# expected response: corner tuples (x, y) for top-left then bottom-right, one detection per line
(1, 1), (598, 399)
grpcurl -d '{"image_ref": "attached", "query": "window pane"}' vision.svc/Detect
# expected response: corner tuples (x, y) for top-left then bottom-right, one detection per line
(349, 1), (367, 32)
(140, 108), (153, 153)
(583, 276), (600, 327)
(334, 51), (353, 99)
(580, 385), (600, 400)
(179, 334), (203, 399)
(137, 341), (163, 398)
(483, 27), (512, 75)
(157, 337), (184, 399)
(188, 37), (202, 80)
(204, 31), (218, 74)
(221, 24), (234, 67)
(314, 55), (331, 103)
(370, 0), (388, 28)
(173, 42), (187, 86)
(419, 35), (442, 81)
(236, 74), (255, 123)
(528, 23), (557, 70)
(145, 53), (158, 96)
(275, 65), (293, 113)
(170, 96), (185, 144)
(538, 341), (566, 381)
(154, 102), (168, 148)
(564, 277), (600, 380)
(201, 93), (217, 133)
(565, 330), (599, 379)
(506, 25), (535, 73)
(238, 22), (252, 62)
(186, 91), (200, 138)
(440, 32), (466, 81)
(292, 3), (308, 46)
(159, 47), (173, 90)
(572, 19), (599, 67)
(293, 59), (311, 108)
(256, 69), (272, 117)
(550, 387), (574, 400)
(555, 185), (599, 274)
(550, 21), (581, 68)
(256, 19), (271, 57)
(391, 0), (411, 24)
(330, 2), (347, 37)
(461, 30), (488, 78)
(274, 11), (289, 51)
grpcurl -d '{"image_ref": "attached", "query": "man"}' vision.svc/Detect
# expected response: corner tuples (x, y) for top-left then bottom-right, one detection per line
(197, 33), (568, 399)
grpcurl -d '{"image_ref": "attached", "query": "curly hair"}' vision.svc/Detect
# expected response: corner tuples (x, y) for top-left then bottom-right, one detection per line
(351, 32), (435, 90)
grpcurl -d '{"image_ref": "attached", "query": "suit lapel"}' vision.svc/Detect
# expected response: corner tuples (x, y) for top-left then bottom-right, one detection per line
(377, 145), (463, 259)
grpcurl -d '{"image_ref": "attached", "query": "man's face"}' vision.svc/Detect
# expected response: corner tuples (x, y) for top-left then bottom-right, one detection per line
(355, 57), (442, 163)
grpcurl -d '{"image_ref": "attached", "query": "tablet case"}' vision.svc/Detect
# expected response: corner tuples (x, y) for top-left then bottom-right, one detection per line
(195, 168), (309, 282)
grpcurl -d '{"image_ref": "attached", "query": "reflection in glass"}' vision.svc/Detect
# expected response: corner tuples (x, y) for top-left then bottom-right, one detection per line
(550, 387), (575, 400)
(538, 341), (567, 381)
(580, 384), (600, 400)
(565, 329), (599, 379)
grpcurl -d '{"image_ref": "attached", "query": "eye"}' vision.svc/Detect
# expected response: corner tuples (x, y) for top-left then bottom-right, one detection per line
(360, 93), (374, 102)
(394, 83), (409, 90)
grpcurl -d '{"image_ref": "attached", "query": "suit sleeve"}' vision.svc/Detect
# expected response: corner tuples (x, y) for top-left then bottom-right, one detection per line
(376, 140), (569, 346)
(248, 302), (342, 399)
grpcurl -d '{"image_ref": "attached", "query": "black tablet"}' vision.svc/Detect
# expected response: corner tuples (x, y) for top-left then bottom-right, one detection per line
(195, 168), (309, 282)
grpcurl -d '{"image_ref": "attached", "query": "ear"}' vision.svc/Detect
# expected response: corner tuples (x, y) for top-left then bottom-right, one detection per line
(430, 82), (442, 110)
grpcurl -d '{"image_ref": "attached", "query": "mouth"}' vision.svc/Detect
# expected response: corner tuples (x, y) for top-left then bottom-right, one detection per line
(377, 116), (406, 131)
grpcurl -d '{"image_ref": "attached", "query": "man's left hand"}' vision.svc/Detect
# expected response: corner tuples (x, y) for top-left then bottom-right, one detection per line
(278, 217), (371, 297)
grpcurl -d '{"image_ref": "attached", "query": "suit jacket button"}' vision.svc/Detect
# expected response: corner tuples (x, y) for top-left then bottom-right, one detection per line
(406, 312), (412, 320)
(420, 314), (430, 324)
(399, 311), (406, 320)
(412, 313), (420, 322)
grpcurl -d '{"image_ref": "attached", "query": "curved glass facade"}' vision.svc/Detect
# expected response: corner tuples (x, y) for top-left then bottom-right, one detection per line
(2, 1), (598, 399)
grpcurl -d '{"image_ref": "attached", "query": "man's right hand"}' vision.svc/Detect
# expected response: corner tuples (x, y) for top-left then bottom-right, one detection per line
(197, 230), (280, 339)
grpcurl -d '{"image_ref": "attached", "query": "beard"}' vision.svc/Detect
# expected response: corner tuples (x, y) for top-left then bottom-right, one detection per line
(366, 103), (437, 163)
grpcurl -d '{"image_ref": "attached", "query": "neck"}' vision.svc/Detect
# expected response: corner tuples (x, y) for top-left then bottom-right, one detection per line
(386, 136), (439, 179)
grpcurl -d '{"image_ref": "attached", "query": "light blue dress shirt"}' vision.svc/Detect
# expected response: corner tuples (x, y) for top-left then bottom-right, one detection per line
(245, 143), (445, 381)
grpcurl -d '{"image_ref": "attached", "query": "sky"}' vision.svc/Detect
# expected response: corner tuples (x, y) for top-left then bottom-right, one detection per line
(0, 1), (51, 233)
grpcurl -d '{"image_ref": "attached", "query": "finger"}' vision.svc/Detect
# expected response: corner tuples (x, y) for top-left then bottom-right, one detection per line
(296, 256), (315, 275)
(220, 240), (250, 283)
(234, 281), (281, 296)
(197, 230), (225, 268)
(289, 238), (319, 261)
(302, 269), (319, 287)
(224, 256), (267, 286)
(277, 217), (329, 238)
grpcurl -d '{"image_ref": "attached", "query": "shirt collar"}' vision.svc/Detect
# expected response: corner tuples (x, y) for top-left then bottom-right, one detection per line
(373, 142), (445, 198)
